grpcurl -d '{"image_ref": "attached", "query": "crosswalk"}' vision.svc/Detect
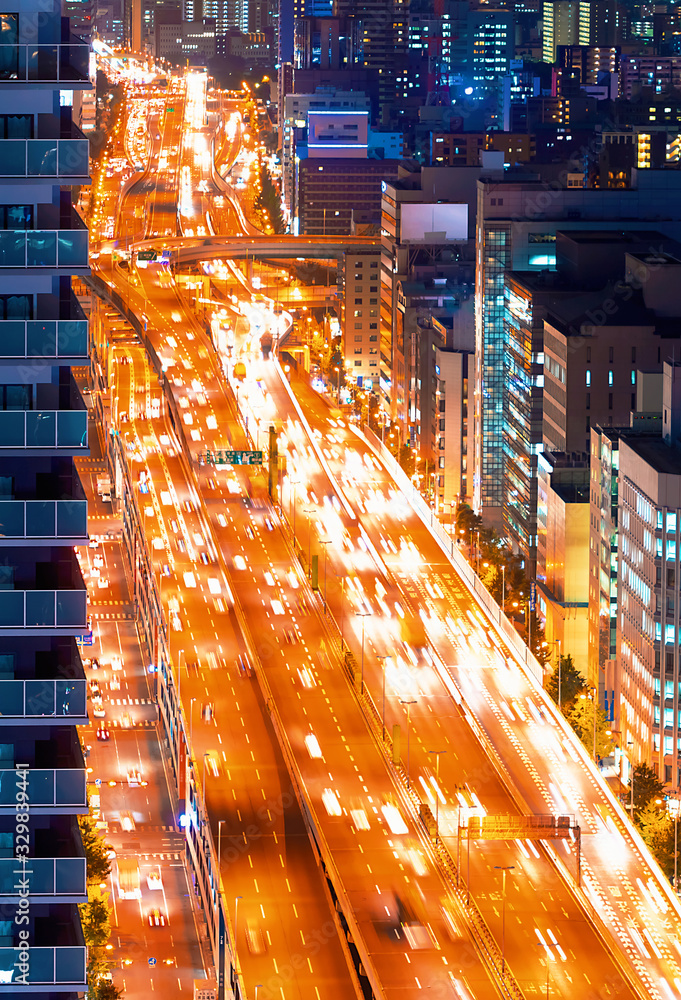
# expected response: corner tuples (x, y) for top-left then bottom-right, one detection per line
(111, 697), (153, 705)
(108, 717), (156, 728)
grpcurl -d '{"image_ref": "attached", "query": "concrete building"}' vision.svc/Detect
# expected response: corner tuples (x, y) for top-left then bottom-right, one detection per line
(340, 247), (382, 389)
(619, 54), (681, 100)
(0, 1), (91, 995)
(474, 169), (681, 527)
(155, 18), (216, 60)
(297, 157), (400, 236)
(536, 451), (591, 676)
(542, 0), (624, 62)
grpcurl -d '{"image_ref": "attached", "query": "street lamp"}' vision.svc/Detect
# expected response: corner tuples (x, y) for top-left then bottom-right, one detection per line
(494, 865), (515, 977)
(217, 819), (226, 888)
(400, 698), (417, 789)
(500, 564), (505, 613)
(334, 365), (341, 403)
(320, 539), (331, 611)
(355, 610), (372, 694)
(427, 750), (447, 843)
(233, 895), (243, 979)
(304, 507), (315, 578)
(377, 655), (390, 741)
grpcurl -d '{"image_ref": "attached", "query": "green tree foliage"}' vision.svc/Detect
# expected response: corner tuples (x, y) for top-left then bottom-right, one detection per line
(567, 696), (615, 760)
(95, 982), (124, 1000)
(637, 800), (675, 881)
(78, 813), (112, 884)
(631, 762), (666, 817)
(545, 655), (586, 711)
(80, 892), (111, 947)
(254, 165), (285, 233)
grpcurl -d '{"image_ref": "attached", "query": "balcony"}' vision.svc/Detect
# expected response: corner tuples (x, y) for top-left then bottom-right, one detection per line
(0, 291), (88, 363)
(0, 679), (86, 721)
(0, 41), (89, 86)
(0, 228), (87, 271)
(0, 857), (86, 903)
(0, 457), (87, 543)
(0, 636), (87, 724)
(0, 946), (86, 991)
(0, 769), (86, 812)
(0, 410), (87, 452)
(0, 138), (88, 181)
(0, 549), (87, 634)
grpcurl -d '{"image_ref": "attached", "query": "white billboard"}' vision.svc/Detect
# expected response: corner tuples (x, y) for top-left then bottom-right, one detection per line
(400, 203), (468, 242)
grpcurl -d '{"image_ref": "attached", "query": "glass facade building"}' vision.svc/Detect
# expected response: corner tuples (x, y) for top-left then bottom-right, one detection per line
(0, 0), (90, 994)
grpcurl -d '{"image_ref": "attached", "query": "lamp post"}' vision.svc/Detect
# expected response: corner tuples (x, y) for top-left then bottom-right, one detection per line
(501, 564), (505, 613)
(427, 750), (447, 843)
(494, 865), (515, 977)
(377, 654), (389, 741)
(304, 507), (315, 578)
(217, 819), (226, 886)
(233, 895), (243, 979)
(334, 365), (341, 403)
(400, 698), (417, 789)
(355, 610), (372, 694)
(320, 539), (331, 611)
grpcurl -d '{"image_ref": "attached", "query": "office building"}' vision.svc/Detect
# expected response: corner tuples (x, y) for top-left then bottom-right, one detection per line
(542, 0), (624, 62)
(297, 156), (400, 235)
(341, 248), (382, 388)
(0, 0), (91, 995)
(619, 54), (681, 99)
(474, 170), (681, 527)
(467, 8), (514, 93)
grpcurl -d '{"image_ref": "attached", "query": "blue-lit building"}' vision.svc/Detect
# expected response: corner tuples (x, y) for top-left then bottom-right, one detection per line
(0, 1), (91, 995)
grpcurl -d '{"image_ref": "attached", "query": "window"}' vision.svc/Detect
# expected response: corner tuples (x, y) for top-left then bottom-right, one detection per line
(369, 335), (378, 342)
(354, 298), (363, 304)
(370, 286), (378, 292)
(667, 512), (677, 533)
(369, 323), (377, 329)
(354, 322), (362, 329)
(609, 347), (614, 363)
(354, 360), (361, 366)
(632, 346), (637, 363)
(353, 310), (362, 317)
(586, 393), (590, 410)
(608, 370), (613, 386)
(631, 370), (636, 385)
(586, 347), (591, 362)
(0, 205), (33, 229)
(354, 335), (363, 342)
(586, 369), (591, 386)
(354, 261), (363, 268)
(370, 298), (377, 305)
(609, 393), (613, 409)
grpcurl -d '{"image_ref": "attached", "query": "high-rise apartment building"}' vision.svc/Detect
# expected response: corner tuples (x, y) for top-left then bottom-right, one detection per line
(334, 0), (409, 122)
(0, 0), (91, 995)
(542, 0), (623, 62)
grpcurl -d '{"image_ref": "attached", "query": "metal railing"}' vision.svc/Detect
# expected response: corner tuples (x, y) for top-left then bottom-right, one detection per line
(0, 43), (89, 83)
(0, 410), (87, 449)
(0, 319), (88, 358)
(0, 590), (87, 629)
(0, 499), (87, 539)
(0, 857), (86, 897)
(0, 138), (89, 177)
(0, 769), (86, 807)
(0, 946), (86, 988)
(0, 229), (88, 269)
(0, 679), (86, 719)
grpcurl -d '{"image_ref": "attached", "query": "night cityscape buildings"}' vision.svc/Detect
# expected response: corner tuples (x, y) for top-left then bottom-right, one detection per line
(8, 0), (681, 994)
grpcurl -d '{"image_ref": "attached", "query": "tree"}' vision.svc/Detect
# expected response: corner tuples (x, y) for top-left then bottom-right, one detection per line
(637, 800), (675, 880)
(78, 813), (112, 884)
(631, 762), (666, 817)
(254, 165), (285, 234)
(94, 980), (123, 1000)
(545, 655), (586, 711)
(567, 696), (615, 760)
(79, 892), (111, 948)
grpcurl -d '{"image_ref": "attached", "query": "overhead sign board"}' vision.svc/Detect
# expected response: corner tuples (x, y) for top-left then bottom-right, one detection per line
(203, 450), (263, 466)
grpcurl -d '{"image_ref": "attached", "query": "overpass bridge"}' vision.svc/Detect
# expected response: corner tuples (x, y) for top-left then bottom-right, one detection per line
(132, 234), (380, 262)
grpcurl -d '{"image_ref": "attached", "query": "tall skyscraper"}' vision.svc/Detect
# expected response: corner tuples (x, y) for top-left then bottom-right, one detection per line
(334, 0), (409, 122)
(0, 0), (91, 994)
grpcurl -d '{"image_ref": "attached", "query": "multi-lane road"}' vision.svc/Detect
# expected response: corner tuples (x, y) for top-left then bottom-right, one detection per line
(86, 57), (681, 1000)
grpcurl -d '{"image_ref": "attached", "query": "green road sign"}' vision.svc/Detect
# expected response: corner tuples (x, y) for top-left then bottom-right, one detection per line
(204, 450), (263, 466)
(137, 249), (157, 261)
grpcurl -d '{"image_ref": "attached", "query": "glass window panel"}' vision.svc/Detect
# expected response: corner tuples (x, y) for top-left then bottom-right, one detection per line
(26, 500), (54, 536)
(27, 321), (56, 356)
(56, 410), (86, 447)
(0, 45), (18, 81)
(26, 231), (56, 267)
(56, 500), (87, 536)
(25, 680), (55, 715)
(61, 44), (88, 82)
(27, 139), (56, 175)
(0, 680), (22, 715)
(0, 231), (24, 266)
(26, 590), (55, 627)
(0, 411), (24, 446)
(5, 384), (29, 409)
(0, 321), (26, 355)
(3, 294), (31, 318)
(27, 771), (52, 805)
(55, 858), (85, 893)
(55, 769), (86, 805)
(0, 140), (24, 175)
(56, 589), (86, 626)
(5, 204), (32, 228)
(56, 679), (86, 716)
(57, 230), (87, 267)
(58, 140), (88, 176)
(0, 592), (22, 627)
(5, 115), (31, 139)
(0, 500), (23, 535)
(26, 411), (55, 447)
(57, 320), (87, 356)
(28, 45), (58, 82)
